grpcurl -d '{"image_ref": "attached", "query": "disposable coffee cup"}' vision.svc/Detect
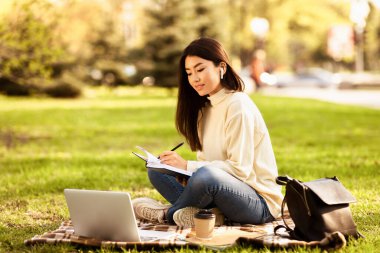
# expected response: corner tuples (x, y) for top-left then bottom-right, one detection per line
(194, 209), (215, 240)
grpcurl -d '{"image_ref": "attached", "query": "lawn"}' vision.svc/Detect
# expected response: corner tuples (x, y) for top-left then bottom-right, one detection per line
(0, 86), (379, 253)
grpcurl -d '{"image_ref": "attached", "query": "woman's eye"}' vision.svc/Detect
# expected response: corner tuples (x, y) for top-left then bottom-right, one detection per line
(186, 72), (192, 76)
(197, 68), (204, 72)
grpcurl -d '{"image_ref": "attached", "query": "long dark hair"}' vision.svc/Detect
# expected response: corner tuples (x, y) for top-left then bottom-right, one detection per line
(176, 37), (244, 151)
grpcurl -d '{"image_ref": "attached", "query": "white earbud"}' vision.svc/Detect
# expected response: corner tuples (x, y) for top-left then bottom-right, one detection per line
(220, 68), (224, 80)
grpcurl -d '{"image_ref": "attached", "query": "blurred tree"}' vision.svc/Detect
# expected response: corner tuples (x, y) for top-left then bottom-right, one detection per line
(265, 0), (351, 70)
(0, 0), (63, 85)
(222, 0), (264, 66)
(192, 0), (222, 38)
(134, 0), (196, 87)
(51, 0), (131, 86)
(1, 0), (379, 95)
(135, 0), (226, 87)
(365, 3), (380, 70)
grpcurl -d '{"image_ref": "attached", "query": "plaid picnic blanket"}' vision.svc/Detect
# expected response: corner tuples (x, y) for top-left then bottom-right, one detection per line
(24, 217), (347, 250)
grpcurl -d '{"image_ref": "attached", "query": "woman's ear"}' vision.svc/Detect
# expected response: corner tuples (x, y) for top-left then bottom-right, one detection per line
(219, 62), (227, 75)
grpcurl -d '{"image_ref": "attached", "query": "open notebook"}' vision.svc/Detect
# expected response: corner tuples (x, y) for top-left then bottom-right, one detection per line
(64, 189), (177, 242)
(132, 146), (193, 178)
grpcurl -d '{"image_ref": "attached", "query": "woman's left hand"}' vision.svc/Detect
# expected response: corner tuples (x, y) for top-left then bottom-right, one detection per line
(159, 151), (188, 170)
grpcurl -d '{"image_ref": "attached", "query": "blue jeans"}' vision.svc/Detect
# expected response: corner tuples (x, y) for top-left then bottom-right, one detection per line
(148, 166), (274, 224)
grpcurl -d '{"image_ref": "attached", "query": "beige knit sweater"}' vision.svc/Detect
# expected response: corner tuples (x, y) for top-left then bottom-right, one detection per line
(186, 88), (283, 218)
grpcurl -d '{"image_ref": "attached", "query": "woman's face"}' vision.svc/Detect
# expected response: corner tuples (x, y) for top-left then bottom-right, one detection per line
(185, 55), (223, 96)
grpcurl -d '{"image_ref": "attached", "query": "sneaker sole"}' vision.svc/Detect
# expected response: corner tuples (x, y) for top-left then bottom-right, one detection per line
(173, 207), (199, 227)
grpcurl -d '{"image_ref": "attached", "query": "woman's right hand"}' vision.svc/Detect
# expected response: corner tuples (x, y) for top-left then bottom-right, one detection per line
(159, 151), (188, 170)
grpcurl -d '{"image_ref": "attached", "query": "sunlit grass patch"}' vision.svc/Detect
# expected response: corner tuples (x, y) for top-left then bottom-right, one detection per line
(0, 87), (379, 252)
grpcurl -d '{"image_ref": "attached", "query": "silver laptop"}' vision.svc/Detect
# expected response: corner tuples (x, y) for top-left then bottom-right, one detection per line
(64, 189), (176, 242)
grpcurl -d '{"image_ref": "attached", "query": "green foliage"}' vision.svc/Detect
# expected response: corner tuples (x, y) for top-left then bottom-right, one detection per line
(137, 0), (225, 87)
(0, 0), (63, 84)
(137, 0), (195, 87)
(264, 0), (350, 68)
(0, 0), (379, 93)
(83, 5), (131, 86)
(0, 87), (379, 252)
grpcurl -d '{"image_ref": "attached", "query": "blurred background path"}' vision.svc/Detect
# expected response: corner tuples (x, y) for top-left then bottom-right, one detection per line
(260, 87), (380, 109)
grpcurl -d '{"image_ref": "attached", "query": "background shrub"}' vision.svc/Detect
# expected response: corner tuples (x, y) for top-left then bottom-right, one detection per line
(43, 81), (82, 98)
(0, 77), (34, 96)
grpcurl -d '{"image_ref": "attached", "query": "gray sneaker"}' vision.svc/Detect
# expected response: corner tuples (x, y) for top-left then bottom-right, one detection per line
(173, 207), (225, 227)
(132, 197), (171, 223)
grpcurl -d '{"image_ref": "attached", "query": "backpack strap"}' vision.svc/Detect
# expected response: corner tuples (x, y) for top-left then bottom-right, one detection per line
(274, 194), (295, 235)
(275, 176), (296, 236)
(276, 175), (293, 185)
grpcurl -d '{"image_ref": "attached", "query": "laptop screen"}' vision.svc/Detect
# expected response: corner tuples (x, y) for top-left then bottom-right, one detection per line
(64, 189), (177, 242)
(64, 189), (141, 242)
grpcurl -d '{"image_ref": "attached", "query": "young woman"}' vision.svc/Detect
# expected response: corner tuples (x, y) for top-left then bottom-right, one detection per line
(133, 37), (283, 227)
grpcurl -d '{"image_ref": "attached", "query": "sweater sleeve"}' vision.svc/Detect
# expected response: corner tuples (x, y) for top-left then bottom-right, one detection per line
(187, 99), (260, 180)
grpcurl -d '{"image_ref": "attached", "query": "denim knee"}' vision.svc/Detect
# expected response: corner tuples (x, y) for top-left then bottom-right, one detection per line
(191, 166), (219, 188)
(147, 169), (161, 185)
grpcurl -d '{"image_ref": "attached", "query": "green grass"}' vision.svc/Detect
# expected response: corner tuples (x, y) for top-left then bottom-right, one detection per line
(0, 86), (379, 252)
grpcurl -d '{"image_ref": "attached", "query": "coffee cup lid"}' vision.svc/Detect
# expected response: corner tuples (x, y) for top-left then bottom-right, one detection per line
(194, 209), (215, 219)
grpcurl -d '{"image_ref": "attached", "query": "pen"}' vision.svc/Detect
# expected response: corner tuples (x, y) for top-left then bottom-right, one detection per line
(170, 142), (184, 151)
(158, 142), (184, 159)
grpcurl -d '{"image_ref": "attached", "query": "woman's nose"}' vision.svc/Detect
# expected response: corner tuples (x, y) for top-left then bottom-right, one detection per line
(192, 73), (200, 83)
